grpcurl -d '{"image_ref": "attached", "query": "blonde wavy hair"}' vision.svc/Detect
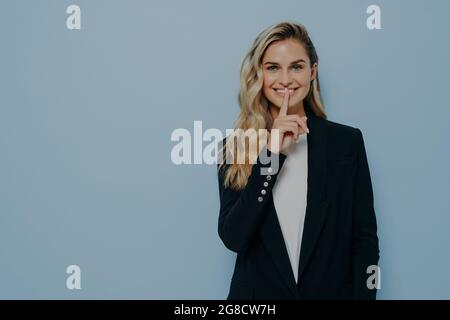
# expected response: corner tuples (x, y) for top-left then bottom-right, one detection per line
(218, 21), (327, 191)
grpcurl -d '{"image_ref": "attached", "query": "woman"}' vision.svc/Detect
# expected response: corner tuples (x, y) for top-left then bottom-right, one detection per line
(216, 21), (380, 300)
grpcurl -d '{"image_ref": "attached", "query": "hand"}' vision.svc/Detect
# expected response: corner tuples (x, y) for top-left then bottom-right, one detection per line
(267, 88), (309, 155)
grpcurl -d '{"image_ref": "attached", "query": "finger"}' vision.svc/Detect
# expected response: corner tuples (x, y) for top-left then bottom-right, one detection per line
(281, 115), (309, 134)
(278, 116), (308, 135)
(296, 117), (309, 134)
(280, 123), (299, 138)
(279, 88), (290, 117)
(286, 114), (309, 133)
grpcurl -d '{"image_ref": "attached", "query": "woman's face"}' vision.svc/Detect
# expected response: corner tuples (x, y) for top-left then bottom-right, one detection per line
(261, 39), (317, 112)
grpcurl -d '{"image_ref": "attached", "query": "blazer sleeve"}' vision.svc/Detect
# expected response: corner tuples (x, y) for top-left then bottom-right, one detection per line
(217, 146), (287, 253)
(352, 129), (380, 299)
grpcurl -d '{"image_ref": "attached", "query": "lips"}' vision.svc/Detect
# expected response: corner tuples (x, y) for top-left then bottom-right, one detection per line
(273, 87), (299, 96)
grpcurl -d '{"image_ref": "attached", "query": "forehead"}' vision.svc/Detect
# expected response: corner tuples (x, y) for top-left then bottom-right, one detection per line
(262, 39), (309, 63)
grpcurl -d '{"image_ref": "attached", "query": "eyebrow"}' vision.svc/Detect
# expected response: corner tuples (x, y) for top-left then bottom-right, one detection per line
(263, 59), (306, 65)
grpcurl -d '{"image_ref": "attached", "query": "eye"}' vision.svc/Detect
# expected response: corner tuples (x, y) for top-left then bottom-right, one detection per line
(292, 64), (303, 71)
(267, 65), (278, 71)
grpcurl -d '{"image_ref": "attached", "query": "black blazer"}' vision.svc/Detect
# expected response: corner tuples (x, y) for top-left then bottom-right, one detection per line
(217, 106), (380, 300)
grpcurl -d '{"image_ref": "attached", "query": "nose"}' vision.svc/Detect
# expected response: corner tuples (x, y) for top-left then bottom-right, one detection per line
(279, 69), (292, 87)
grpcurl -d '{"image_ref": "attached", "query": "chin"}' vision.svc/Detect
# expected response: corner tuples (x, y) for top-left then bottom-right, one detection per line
(272, 96), (301, 108)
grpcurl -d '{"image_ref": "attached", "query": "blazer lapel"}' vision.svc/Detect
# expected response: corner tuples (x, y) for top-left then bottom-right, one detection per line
(259, 107), (329, 297)
(297, 107), (329, 284)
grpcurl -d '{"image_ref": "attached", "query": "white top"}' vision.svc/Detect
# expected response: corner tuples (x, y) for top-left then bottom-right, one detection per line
(272, 133), (308, 284)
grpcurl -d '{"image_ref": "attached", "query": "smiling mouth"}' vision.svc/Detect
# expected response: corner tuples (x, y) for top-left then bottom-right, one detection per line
(273, 88), (299, 95)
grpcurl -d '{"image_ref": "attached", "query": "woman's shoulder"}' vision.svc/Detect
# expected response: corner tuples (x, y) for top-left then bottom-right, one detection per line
(323, 118), (363, 142)
(325, 118), (360, 134)
(321, 118), (365, 157)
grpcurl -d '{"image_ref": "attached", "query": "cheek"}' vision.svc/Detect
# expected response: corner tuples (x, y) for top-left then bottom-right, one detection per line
(262, 76), (274, 93)
(294, 73), (310, 85)
(262, 74), (272, 86)
(262, 86), (273, 102)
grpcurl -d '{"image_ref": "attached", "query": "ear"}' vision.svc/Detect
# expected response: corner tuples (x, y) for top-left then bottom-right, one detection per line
(311, 63), (318, 81)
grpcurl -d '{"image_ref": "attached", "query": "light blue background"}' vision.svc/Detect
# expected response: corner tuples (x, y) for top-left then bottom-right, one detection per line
(0, 0), (449, 299)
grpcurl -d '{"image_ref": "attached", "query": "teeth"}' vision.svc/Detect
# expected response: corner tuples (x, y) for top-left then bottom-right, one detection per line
(275, 89), (296, 93)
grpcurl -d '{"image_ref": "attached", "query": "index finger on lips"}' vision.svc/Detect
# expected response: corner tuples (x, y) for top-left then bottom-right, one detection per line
(279, 88), (289, 117)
